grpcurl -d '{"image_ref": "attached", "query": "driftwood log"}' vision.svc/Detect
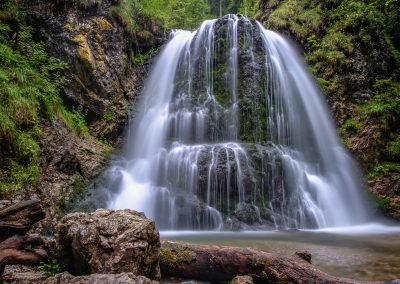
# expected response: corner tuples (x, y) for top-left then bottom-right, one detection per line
(0, 200), (47, 276)
(160, 240), (363, 284)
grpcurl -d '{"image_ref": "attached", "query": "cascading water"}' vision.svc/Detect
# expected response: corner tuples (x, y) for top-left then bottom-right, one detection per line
(104, 15), (369, 230)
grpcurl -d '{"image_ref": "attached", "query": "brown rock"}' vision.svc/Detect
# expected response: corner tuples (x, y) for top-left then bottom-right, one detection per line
(56, 209), (160, 280)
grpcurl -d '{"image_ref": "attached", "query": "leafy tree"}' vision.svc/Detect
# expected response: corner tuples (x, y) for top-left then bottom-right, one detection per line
(166, 0), (211, 29)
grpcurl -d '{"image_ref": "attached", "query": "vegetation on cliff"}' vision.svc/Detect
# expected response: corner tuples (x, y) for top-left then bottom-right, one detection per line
(111, 0), (211, 30)
(0, 2), (87, 197)
(0, 0), (399, 217)
(257, 0), (400, 217)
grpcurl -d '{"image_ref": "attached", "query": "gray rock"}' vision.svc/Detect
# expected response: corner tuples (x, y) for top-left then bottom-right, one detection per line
(56, 209), (160, 280)
(44, 272), (159, 284)
(230, 275), (254, 284)
(233, 202), (261, 225)
(2, 271), (49, 284)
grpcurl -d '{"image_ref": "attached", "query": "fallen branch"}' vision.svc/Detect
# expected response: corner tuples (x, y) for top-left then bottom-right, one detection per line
(160, 240), (362, 283)
(0, 200), (47, 276)
(0, 200), (46, 242)
(0, 235), (48, 275)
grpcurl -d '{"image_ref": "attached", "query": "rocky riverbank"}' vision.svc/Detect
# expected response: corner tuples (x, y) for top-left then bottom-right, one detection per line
(1, 0), (165, 226)
(1, 201), (399, 284)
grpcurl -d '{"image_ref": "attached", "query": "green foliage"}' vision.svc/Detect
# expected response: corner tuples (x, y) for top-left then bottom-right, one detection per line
(388, 135), (400, 158)
(103, 111), (113, 122)
(207, 0), (256, 16)
(0, 13), (88, 197)
(260, 0), (400, 192)
(38, 260), (63, 276)
(368, 162), (400, 179)
(339, 118), (361, 135)
(111, 0), (211, 32)
(238, 0), (258, 17)
(166, 0), (211, 29)
(61, 108), (88, 137)
(131, 47), (156, 66)
(267, 0), (323, 40)
(360, 80), (400, 128)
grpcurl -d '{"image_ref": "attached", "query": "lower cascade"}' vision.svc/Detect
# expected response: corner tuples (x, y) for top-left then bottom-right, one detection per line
(103, 15), (370, 230)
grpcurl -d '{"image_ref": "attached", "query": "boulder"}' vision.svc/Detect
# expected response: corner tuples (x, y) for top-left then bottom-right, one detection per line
(233, 202), (261, 225)
(2, 271), (49, 284)
(45, 272), (159, 284)
(231, 275), (254, 284)
(56, 209), (160, 280)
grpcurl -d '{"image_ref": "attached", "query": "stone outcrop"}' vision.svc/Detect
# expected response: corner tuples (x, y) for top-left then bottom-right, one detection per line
(56, 209), (160, 280)
(23, 0), (164, 141)
(8, 0), (165, 223)
(256, 0), (400, 219)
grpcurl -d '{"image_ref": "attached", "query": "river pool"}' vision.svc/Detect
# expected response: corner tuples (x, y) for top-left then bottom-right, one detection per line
(161, 223), (400, 282)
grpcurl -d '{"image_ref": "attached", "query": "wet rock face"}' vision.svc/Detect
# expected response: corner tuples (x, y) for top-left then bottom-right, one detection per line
(56, 209), (160, 280)
(23, 0), (164, 141)
(256, 2), (400, 219)
(7, 0), (165, 224)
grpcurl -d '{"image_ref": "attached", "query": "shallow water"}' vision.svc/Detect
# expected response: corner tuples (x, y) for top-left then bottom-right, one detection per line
(161, 224), (400, 281)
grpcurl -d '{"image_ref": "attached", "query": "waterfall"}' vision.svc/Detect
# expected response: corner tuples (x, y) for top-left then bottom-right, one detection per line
(105, 15), (369, 230)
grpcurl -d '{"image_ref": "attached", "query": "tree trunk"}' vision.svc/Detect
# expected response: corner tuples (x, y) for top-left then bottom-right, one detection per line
(160, 240), (363, 284)
(0, 200), (47, 276)
(0, 200), (46, 242)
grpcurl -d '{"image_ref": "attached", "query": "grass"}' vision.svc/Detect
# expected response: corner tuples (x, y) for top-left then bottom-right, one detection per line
(0, 19), (88, 198)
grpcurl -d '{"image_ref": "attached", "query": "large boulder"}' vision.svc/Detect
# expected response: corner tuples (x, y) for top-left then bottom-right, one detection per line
(56, 209), (160, 280)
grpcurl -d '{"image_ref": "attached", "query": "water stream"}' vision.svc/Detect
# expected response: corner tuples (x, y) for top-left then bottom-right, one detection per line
(103, 15), (371, 230)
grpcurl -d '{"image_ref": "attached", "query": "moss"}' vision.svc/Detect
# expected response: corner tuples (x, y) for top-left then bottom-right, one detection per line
(130, 47), (157, 66)
(267, 0), (322, 41)
(38, 260), (63, 276)
(280, 274), (289, 282)
(160, 246), (196, 267)
(0, 161), (38, 198)
(59, 174), (89, 215)
(360, 80), (400, 129)
(73, 34), (95, 67)
(63, 23), (77, 32)
(90, 17), (113, 30)
(103, 111), (113, 122)
(339, 118), (362, 136)
(388, 135), (400, 158)
(368, 162), (400, 180)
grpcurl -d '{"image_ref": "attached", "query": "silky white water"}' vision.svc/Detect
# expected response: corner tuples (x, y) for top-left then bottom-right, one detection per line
(105, 15), (370, 230)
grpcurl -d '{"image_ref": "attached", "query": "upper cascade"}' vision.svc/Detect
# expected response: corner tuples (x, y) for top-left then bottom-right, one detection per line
(100, 15), (369, 230)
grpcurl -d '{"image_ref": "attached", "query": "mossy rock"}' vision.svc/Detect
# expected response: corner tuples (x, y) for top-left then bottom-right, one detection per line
(73, 34), (95, 67)
(160, 246), (196, 268)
